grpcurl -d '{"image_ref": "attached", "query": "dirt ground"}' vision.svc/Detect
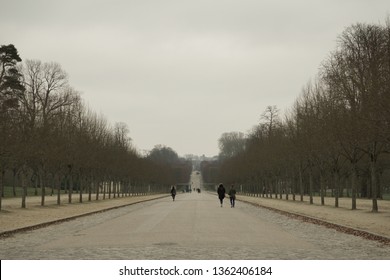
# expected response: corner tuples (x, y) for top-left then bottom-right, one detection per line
(0, 194), (168, 235)
(0, 193), (389, 242)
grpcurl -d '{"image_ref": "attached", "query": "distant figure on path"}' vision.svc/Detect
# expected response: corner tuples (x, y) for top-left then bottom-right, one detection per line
(228, 185), (236, 208)
(170, 186), (177, 201)
(217, 183), (226, 207)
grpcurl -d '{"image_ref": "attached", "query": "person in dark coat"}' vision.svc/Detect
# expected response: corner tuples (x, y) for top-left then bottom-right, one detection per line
(170, 186), (176, 201)
(228, 185), (237, 208)
(217, 183), (226, 207)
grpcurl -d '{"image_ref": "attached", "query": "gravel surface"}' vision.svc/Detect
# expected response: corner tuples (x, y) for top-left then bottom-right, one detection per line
(1, 192), (389, 260)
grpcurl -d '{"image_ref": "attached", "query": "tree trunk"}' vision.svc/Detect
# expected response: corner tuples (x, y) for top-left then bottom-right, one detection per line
(88, 179), (92, 201)
(68, 175), (73, 204)
(309, 168), (313, 204)
(334, 170), (339, 208)
(292, 176), (296, 201)
(0, 168), (4, 210)
(299, 166), (304, 202)
(320, 171), (325, 206)
(34, 174), (38, 196)
(51, 176), (54, 196)
(95, 181), (100, 201)
(370, 156), (379, 212)
(279, 180), (282, 199)
(351, 163), (357, 210)
(79, 174), (83, 203)
(103, 181), (106, 200)
(21, 170), (27, 208)
(40, 171), (45, 206)
(12, 168), (17, 196)
(57, 174), (61, 205)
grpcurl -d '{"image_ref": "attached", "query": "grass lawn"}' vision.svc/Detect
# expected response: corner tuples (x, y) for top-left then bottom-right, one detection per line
(1, 186), (67, 198)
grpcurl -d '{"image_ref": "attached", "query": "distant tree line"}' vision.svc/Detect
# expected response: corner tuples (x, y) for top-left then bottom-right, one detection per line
(202, 20), (390, 212)
(0, 45), (191, 210)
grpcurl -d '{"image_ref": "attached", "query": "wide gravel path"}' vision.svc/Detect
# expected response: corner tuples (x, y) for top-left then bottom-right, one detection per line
(1, 189), (389, 259)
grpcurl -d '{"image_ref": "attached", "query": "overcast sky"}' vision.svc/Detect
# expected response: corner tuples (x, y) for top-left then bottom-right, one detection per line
(1, 0), (389, 157)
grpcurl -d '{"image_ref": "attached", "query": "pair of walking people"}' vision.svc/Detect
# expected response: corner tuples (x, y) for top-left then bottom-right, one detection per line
(217, 184), (236, 208)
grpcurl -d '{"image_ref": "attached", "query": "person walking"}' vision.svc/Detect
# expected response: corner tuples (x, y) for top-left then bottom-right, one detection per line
(170, 186), (177, 201)
(228, 185), (237, 208)
(217, 183), (226, 207)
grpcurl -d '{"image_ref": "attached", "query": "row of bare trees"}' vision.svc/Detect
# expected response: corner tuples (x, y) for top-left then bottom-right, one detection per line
(0, 45), (191, 210)
(210, 20), (390, 212)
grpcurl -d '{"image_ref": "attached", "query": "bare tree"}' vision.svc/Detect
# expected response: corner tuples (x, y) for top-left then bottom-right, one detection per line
(218, 131), (246, 159)
(18, 59), (78, 206)
(260, 105), (280, 139)
(322, 23), (389, 211)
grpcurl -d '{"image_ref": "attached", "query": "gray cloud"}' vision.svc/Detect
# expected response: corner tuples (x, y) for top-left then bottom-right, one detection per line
(1, 0), (389, 156)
